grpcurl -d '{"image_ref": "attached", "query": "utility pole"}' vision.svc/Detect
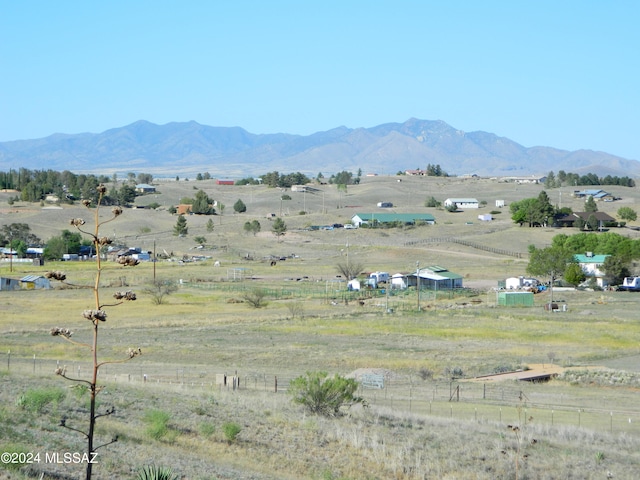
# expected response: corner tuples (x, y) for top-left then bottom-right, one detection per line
(416, 261), (421, 311)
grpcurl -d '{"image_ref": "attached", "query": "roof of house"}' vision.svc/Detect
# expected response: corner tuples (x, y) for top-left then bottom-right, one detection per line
(352, 213), (436, 223)
(135, 183), (155, 189)
(445, 198), (479, 203)
(574, 254), (610, 263)
(575, 189), (605, 195)
(414, 265), (463, 280)
(557, 212), (616, 223)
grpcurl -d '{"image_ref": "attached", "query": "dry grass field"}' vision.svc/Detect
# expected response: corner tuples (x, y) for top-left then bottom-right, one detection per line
(2, 175), (640, 479)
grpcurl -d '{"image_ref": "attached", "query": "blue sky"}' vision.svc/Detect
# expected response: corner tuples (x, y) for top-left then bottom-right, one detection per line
(1, 1), (639, 160)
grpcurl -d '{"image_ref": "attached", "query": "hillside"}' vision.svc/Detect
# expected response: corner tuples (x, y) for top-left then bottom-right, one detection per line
(3, 175), (640, 288)
(1, 118), (638, 179)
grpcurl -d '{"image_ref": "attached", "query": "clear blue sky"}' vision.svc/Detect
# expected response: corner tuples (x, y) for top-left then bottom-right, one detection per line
(2, 1), (639, 160)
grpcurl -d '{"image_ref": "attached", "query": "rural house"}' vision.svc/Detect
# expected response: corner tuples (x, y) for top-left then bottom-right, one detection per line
(407, 265), (463, 290)
(574, 252), (610, 287)
(555, 212), (616, 229)
(350, 213), (436, 227)
(444, 198), (479, 209)
(135, 183), (156, 193)
(573, 189), (614, 201)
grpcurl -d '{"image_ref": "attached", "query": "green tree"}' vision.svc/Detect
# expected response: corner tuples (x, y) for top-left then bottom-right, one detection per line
(233, 199), (247, 213)
(584, 196), (598, 212)
(0, 222), (41, 246)
(527, 245), (573, 303)
(194, 236), (206, 245)
(564, 262), (586, 287)
(602, 255), (631, 286)
(544, 171), (557, 189)
(288, 371), (365, 417)
(173, 215), (188, 236)
(243, 220), (261, 236)
(586, 214), (600, 231)
(206, 218), (215, 233)
(116, 184), (137, 206)
(617, 206), (637, 222)
(272, 217), (287, 242)
(191, 190), (214, 214)
(424, 196), (441, 208)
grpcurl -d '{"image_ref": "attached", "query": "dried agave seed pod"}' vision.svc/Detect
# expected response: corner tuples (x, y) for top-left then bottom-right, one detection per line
(127, 347), (142, 358)
(98, 236), (112, 246)
(97, 184), (107, 194)
(112, 207), (123, 216)
(46, 271), (66, 281)
(82, 199), (91, 207)
(82, 309), (107, 322)
(70, 218), (86, 227)
(114, 290), (137, 301)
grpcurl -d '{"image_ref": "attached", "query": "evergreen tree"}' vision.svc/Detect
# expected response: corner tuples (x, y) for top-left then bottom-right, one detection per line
(233, 199), (247, 213)
(173, 215), (188, 236)
(584, 196), (598, 212)
(272, 217), (287, 242)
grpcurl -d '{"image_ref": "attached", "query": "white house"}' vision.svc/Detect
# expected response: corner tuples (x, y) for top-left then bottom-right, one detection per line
(574, 253), (610, 287)
(444, 198), (479, 209)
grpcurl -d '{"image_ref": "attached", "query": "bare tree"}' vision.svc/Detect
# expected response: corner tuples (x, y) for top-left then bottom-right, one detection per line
(143, 279), (179, 305)
(336, 261), (364, 280)
(48, 184), (141, 480)
(243, 288), (268, 308)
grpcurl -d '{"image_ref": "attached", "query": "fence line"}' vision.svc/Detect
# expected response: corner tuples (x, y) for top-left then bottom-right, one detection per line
(405, 237), (523, 258)
(4, 352), (639, 435)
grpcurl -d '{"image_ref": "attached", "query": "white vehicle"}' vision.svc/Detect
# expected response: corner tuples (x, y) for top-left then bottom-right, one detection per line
(344, 224), (357, 229)
(369, 271), (389, 283)
(620, 277), (640, 291)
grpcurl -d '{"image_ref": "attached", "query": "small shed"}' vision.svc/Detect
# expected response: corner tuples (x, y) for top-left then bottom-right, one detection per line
(497, 291), (534, 306)
(20, 275), (51, 290)
(0, 277), (21, 291)
(347, 279), (361, 291)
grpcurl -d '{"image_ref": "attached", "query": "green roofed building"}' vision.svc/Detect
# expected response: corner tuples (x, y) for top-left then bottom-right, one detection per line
(351, 213), (436, 227)
(407, 265), (463, 290)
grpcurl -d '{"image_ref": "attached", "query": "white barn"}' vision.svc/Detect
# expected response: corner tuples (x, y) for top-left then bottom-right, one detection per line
(444, 198), (479, 209)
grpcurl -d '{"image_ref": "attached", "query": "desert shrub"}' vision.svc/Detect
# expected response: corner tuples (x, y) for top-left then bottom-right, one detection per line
(242, 288), (268, 308)
(289, 371), (365, 417)
(199, 422), (215, 437)
(417, 367), (433, 380)
(143, 409), (171, 441)
(15, 387), (65, 413)
(136, 465), (178, 480)
(222, 422), (241, 443)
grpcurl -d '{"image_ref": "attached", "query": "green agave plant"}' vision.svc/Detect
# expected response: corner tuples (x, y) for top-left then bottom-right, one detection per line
(136, 465), (178, 480)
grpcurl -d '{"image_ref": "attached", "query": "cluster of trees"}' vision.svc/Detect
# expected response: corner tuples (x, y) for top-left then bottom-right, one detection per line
(527, 230), (640, 295)
(0, 168), (154, 205)
(235, 171), (311, 188)
(510, 191), (556, 227)
(511, 190), (637, 231)
(425, 163), (448, 177)
(179, 190), (216, 214)
(545, 170), (635, 188)
(327, 170), (361, 185)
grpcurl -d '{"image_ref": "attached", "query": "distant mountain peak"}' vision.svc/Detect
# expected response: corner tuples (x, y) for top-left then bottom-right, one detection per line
(0, 119), (637, 178)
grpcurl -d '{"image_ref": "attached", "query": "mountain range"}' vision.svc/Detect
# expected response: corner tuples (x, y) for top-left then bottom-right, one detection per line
(1, 118), (638, 179)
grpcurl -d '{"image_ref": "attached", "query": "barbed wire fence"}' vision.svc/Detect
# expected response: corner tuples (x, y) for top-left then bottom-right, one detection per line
(5, 352), (639, 436)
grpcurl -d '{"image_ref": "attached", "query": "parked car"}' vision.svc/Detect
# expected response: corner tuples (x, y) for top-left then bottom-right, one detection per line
(344, 224), (357, 229)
